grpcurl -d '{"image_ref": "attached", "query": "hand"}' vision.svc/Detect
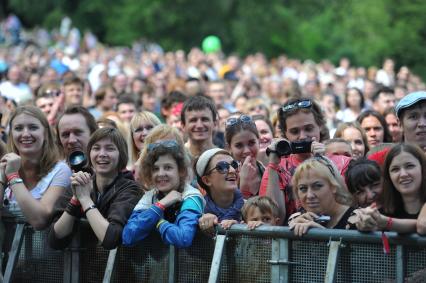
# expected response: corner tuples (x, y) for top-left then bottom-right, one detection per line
(1, 153), (22, 176)
(288, 211), (318, 225)
(70, 171), (93, 202)
(289, 221), (324, 236)
(0, 159), (7, 185)
(199, 213), (218, 236)
(158, 190), (182, 208)
(246, 220), (263, 230)
(311, 137), (325, 155)
(351, 207), (380, 231)
(239, 156), (259, 195)
(220, 219), (237, 230)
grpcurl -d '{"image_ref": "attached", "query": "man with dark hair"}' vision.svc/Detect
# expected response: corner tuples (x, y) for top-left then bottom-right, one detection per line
(181, 95), (217, 158)
(117, 94), (137, 123)
(372, 87), (396, 115)
(56, 106), (98, 159)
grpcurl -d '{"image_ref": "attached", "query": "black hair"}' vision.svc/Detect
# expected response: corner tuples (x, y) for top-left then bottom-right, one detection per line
(345, 158), (381, 194)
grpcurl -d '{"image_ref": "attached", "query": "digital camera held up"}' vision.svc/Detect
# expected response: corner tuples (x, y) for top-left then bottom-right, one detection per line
(68, 150), (90, 173)
(266, 139), (313, 158)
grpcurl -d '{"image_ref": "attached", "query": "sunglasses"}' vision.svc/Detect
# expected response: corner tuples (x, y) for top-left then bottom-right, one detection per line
(281, 99), (312, 113)
(147, 140), (179, 152)
(225, 115), (253, 128)
(313, 155), (336, 178)
(205, 160), (239, 175)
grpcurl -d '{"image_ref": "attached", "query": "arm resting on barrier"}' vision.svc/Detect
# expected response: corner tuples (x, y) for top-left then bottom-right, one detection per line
(122, 205), (164, 246)
(157, 196), (204, 248)
(417, 203), (426, 235)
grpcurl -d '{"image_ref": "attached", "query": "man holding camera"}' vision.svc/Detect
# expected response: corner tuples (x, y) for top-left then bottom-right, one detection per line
(259, 98), (351, 225)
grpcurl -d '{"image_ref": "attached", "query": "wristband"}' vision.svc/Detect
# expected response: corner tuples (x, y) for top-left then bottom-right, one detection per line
(155, 202), (166, 211)
(6, 172), (20, 182)
(386, 217), (393, 231)
(156, 219), (166, 229)
(267, 163), (282, 173)
(84, 204), (97, 215)
(9, 178), (24, 187)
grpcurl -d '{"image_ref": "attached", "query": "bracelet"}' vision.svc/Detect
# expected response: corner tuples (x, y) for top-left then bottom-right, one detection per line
(386, 217), (393, 230)
(6, 172), (20, 182)
(65, 202), (82, 218)
(9, 178), (24, 187)
(84, 204), (97, 215)
(156, 219), (166, 229)
(267, 163), (282, 173)
(70, 197), (81, 206)
(155, 202), (166, 211)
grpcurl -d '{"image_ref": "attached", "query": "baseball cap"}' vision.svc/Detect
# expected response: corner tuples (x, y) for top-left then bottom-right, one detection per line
(395, 91), (426, 118)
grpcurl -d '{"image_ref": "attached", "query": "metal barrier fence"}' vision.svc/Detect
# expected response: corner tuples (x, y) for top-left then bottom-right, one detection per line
(2, 220), (426, 283)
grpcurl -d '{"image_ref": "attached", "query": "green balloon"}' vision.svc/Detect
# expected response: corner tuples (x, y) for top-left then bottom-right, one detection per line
(202, 35), (221, 53)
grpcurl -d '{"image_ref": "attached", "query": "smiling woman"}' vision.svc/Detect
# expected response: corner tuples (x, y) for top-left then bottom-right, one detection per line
(48, 128), (142, 250)
(0, 106), (71, 230)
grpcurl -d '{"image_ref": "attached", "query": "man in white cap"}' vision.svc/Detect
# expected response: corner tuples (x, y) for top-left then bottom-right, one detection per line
(395, 91), (426, 151)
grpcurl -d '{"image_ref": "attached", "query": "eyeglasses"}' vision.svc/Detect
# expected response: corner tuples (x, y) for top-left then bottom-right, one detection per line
(205, 160), (239, 175)
(281, 99), (312, 113)
(147, 140), (179, 152)
(313, 155), (336, 178)
(225, 115), (253, 128)
(44, 89), (61, 97)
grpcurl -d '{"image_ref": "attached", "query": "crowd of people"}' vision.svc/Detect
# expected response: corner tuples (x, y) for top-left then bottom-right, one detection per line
(0, 19), (426, 265)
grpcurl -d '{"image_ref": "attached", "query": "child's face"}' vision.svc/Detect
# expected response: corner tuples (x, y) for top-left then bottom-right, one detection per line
(246, 207), (278, 225)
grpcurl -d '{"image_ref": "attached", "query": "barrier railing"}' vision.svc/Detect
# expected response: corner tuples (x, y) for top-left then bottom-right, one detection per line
(2, 219), (426, 283)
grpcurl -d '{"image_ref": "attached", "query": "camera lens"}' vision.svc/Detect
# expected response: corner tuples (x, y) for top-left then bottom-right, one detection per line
(275, 140), (292, 157)
(68, 151), (87, 172)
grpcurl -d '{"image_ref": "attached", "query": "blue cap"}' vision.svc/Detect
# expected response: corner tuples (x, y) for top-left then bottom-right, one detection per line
(395, 91), (426, 118)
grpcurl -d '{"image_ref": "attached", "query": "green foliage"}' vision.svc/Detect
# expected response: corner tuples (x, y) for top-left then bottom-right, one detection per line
(5, 0), (426, 79)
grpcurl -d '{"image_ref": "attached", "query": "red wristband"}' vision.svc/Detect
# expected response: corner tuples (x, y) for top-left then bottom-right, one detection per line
(386, 217), (393, 230)
(155, 202), (166, 210)
(6, 172), (20, 182)
(70, 197), (81, 206)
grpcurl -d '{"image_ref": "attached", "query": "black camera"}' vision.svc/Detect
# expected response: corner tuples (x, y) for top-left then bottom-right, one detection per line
(266, 139), (313, 158)
(68, 150), (89, 172)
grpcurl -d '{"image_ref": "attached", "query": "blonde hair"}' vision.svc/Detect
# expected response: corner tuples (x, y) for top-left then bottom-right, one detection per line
(292, 157), (353, 206)
(241, 196), (279, 221)
(128, 111), (162, 163)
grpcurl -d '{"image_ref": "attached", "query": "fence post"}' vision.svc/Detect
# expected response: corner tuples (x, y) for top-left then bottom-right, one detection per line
(3, 223), (25, 283)
(208, 234), (227, 283)
(103, 248), (118, 283)
(324, 239), (342, 283)
(396, 245), (405, 283)
(269, 238), (291, 283)
(168, 245), (177, 283)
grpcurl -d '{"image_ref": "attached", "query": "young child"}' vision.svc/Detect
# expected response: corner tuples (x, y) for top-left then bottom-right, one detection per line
(122, 140), (205, 248)
(241, 196), (280, 230)
(324, 138), (353, 158)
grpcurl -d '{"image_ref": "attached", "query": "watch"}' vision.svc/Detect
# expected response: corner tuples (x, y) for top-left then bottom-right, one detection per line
(84, 204), (97, 215)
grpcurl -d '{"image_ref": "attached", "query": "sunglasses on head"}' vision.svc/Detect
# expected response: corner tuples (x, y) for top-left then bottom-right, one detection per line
(281, 99), (312, 113)
(225, 115), (253, 128)
(147, 140), (179, 152)
(205, 160), (239, 175)
(313, 155), (336, 178)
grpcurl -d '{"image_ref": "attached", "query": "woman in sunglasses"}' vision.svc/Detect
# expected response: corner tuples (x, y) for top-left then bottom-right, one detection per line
(48, 128), (142, 250)
(260, 97), (351, 225)
(225, 115), (265, 199)
(195, 148), (244, 234)
(288, 156), (354, 236)
(122, 139), (204, 248)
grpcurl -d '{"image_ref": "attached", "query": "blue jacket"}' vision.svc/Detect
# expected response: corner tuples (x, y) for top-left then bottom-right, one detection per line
(122, 185), (204, 248)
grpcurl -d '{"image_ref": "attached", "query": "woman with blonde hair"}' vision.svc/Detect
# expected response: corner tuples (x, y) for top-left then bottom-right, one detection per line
(288, 156), (354, 236)
(127, 111), (161, 171)
(334, 122), (369, 160)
